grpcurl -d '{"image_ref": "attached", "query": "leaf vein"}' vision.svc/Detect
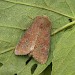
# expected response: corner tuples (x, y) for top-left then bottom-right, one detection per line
(5, 0), (74, 19)
(65, 0), (75, 17)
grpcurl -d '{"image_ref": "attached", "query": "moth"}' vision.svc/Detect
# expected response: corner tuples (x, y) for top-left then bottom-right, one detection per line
(15, 16), (51, 64)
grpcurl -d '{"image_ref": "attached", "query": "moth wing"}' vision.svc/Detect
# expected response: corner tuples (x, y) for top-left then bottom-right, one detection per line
(15, 16), (51, 64)
(30, 16), (51, 64)
(15, 18), (40, 55)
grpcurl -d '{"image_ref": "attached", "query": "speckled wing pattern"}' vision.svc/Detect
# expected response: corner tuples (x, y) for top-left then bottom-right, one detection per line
(15, 16), (51, 64)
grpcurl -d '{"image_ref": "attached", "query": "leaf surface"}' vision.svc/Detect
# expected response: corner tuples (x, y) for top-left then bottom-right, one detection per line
(52, 27), (75, 75)
(0, 0), (75, 75)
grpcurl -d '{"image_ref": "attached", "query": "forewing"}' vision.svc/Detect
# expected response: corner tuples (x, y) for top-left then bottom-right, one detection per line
(15, 17), (40, 55)
(30, 16), (51, 64)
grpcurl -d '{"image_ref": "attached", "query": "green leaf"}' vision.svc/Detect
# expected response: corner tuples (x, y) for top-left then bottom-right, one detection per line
(40, 63), (52, 75)
(52, 0), (75, 75)
(0, 0), (75, 75)
(52, 27), (75, 75)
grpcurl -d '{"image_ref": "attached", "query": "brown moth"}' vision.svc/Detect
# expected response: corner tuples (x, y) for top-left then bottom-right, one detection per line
(15, 16), (51, 64)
